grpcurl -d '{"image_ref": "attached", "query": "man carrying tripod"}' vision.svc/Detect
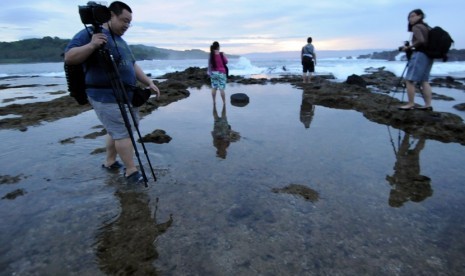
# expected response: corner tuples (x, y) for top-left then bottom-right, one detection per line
(65, 1), (160, 184)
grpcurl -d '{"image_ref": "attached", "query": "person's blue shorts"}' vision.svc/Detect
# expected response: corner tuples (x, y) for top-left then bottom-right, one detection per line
(88, 98), (139, 140)
(405, 51), (433, 83)
(210, 72), (227, 90)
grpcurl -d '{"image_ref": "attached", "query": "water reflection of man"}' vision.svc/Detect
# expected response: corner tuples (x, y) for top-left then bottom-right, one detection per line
(300, 94), (315, 129)
(212, 103), (240, 159)
(386, 133), (432, 207)
(95, 189), (173, 274)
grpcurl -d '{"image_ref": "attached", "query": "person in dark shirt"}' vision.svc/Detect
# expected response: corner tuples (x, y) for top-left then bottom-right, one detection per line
(65, 1), (160, 184)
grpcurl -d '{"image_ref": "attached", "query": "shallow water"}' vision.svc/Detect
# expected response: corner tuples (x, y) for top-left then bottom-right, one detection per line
(1, 83), (465, 275)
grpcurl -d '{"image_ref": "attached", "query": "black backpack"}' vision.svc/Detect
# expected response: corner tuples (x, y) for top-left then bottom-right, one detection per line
(64, 63), (88, 105)
(64, 27), (95, 105)
(423, 25), (454, 61)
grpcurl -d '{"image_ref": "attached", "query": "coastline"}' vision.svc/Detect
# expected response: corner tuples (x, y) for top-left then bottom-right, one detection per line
(1, 67), (465, 144)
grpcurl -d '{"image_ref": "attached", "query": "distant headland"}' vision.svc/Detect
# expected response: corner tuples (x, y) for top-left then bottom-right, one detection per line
(0, 36), (238, 64)
(0, 36), (464, 64)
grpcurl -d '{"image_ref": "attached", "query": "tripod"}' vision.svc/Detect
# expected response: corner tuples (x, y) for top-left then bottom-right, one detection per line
(387, 61), (409, 108)
(97, 46), (157, 186)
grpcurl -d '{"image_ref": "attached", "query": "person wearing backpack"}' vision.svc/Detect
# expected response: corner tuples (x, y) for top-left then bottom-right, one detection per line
(398, 9), (433, 111)
(64, 2), (160, 184)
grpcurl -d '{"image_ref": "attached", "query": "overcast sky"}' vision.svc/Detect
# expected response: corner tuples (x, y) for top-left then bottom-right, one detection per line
(0, 0), (463, 55)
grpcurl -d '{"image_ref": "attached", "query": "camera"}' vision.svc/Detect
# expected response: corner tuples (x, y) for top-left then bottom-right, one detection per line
(79, 1), (111, 28)
(398, 41), (410, 51)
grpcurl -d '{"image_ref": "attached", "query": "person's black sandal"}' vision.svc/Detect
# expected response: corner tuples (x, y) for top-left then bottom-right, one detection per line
(102, 161), (123, 171)
(415, 106), (433, 111)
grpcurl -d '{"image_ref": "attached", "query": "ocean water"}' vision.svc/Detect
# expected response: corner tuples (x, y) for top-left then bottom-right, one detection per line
(1, 56), (464, 107)
(1, 58), (465, 275)
(2, 55), (465, 79)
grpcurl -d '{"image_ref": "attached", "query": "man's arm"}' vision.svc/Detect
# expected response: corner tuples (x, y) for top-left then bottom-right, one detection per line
(64, 33), (108, 65)
(134, 63), (160, 97)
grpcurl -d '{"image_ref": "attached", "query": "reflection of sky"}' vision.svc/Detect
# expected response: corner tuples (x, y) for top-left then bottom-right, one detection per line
(1, 83), (465, 274)
(0, 77), (66, 107)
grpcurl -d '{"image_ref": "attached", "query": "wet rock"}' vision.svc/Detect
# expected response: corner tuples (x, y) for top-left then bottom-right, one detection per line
(0, 174), (23, 184)
(431, 76), (465, 90)
(453, 103), (465, 111)
(138, 79), (191, 115)
(432, 93), (455, 101)
(2, 188), (26, 200)
(298, 69), (465, 145)
(238, 78), (268, 85)
(59, 136), (79, 144)
(346, 74), (367, 87)
(0, 76), (193, 130)
(230, 93), (249, 107)
(157, 67), (211, 88)
(0, 96), (91, 130)
(91, 148), (106, 155)
(139, 129), (172, 144)
(272, 183), (320, 203)
(84, 129), (107, 139)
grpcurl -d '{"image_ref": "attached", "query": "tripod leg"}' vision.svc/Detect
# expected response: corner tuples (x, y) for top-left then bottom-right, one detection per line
(120, 101), (157, 182)
(388, 62), (409, 108)
(125, 105), (157, 182)
(99, 49), (156, 186)
(116, 101), (149, 186)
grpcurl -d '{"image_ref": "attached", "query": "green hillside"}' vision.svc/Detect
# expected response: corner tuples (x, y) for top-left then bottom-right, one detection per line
(0, 36), (219, 64)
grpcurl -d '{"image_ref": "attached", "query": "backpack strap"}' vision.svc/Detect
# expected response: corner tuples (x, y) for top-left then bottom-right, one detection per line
(84, 26), (95, 39)
(220, 52), (226, 67)
(219, 52), (229, 77)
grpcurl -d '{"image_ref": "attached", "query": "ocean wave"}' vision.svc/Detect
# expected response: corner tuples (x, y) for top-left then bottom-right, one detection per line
(1, 58), (465, 80)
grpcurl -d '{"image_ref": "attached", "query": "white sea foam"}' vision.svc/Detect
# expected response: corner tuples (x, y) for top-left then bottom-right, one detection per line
(0, 57), (464, 81)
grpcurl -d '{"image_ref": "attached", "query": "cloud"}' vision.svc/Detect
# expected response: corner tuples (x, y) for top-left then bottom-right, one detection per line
(135, 21), (189, 31)
(0, 0), (463, 54)
(0, 7), (52, 24)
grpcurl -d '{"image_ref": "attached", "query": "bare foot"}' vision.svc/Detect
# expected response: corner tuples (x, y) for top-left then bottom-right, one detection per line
(398, 104), (415, 110)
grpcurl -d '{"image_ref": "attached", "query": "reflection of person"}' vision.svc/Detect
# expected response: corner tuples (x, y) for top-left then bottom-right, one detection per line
(207, 41), (228, 104)
(300, 95), (315, 129)
(386, 133), (432, 207)
(398, 9), (434, 111)
(301, 37), (317, 83)
(65, 1), (160, 184)
(96, 189), (173, 274)
(211, 103), (240, 159)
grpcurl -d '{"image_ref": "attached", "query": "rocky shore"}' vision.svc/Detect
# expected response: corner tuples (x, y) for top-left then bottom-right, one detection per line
(1, 67), (465, 145)
(357, 48), (465, 61)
